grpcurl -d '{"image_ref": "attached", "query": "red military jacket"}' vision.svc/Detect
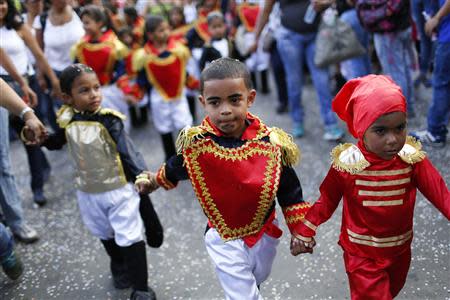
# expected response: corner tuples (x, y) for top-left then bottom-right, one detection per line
(156, 113), (310, 247)
(297, 137), (450, 259)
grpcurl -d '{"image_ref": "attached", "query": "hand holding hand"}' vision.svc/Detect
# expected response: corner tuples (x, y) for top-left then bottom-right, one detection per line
(425, 16), (439, 37)
(135, 171), (159, 194)
(290, 235), (316, 256)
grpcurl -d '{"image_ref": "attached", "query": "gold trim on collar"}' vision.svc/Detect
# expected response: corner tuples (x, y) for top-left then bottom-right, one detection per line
(356, 178), (410, 187)
(362, 199), (403, 206)
(358, 188), (405, 196)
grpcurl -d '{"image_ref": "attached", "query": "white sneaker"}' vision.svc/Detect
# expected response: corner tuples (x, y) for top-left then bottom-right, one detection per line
(12, 224), (39, 244)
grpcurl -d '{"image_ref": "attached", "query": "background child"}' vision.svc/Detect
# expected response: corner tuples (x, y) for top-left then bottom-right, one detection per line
(293, 75), (450, 299)
(26, 64), (160, 300)
(133, 15), (193, 160)
(136, 58), (311, 299)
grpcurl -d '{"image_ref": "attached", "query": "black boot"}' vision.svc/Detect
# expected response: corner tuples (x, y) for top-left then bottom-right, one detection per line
(160, 133), (176, 161)
(129, 106), (140, 128)
(140, 194), (164, 248)
(122, 241), (157, 300)
(260, 69), (270, 94)
(100, 239), (132, 289)
(187, 95), (197, 124)
(139, 106), (148, 124)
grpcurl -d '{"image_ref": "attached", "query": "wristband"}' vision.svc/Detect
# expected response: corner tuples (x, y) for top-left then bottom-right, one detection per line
(19, 106), (34, 121)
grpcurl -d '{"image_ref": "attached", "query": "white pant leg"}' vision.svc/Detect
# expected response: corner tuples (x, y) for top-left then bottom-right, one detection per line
(101, 84), (131, 133)
(204, 224), (279, 300)
(76, 184), (143, 246)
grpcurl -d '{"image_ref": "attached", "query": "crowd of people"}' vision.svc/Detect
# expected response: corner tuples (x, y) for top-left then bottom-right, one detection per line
(0, 0), (449, 299)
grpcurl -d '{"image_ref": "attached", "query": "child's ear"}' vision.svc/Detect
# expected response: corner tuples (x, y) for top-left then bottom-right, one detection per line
(198, 95), (206, 107)
(61, 93), (73, 105)
(247, 89), (256, 108)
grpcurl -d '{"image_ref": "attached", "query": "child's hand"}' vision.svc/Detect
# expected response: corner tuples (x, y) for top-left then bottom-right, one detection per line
(135, 171), (159, 194)
(290, 235), (316, 256)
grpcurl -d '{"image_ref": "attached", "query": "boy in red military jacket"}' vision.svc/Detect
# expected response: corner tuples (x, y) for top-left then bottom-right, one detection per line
(135, 57), (310, 299)
(292, 75), (450, 300)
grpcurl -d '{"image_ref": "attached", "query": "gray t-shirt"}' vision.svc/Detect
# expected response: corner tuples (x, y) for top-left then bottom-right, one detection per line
(278, 0), (320, 33)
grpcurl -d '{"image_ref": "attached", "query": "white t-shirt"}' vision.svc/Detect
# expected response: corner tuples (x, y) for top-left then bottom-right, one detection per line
(33, 10), (85, 71)
(0, 26), (30, 76)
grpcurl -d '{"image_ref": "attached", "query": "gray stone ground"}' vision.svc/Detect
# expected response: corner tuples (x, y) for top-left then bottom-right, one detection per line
(1, 78), (449, 300)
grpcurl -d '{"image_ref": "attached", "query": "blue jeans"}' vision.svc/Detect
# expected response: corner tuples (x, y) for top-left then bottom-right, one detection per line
(276, 26), (337, 127)
(374, 28), (416, 112)
(339, 9), (372, 80)
(411, 0), (438, 75)
(0, 223), (14, 262)
(428, 42), (450, 138)
(0, 107), (24, 231)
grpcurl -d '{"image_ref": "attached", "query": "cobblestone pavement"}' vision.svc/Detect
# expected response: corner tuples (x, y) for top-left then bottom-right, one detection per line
(1, 79), (449, 300)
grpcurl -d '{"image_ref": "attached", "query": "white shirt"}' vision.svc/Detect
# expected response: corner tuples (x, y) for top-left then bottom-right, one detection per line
(0, 26), (30, 76)
(33, 10), (85, 71)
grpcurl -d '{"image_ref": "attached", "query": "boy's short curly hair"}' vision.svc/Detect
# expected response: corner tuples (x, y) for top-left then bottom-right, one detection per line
(200, 58), (253, 94)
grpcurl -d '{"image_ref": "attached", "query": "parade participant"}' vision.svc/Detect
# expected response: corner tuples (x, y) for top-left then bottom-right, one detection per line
(133, 15), (193, 160)
(292, 75), (450, 300)
(168, 5), (192, 44)
(135, 58), (311, 300)
(21, 64), (160, 300)
(198, 11), (233, 71)
(185, 0), (219, 50)
(71, 5), (131, 131)
(123, 6), (145, 48)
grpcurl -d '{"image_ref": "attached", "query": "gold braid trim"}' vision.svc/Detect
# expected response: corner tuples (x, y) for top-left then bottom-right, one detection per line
(269, 127), (300, 166)
(56, 105), (74, 129)
(398, 136), (426, 164)
(175, 126), (206, 154)
(331, 143), (370, 174)
(99, 108), (126, 120)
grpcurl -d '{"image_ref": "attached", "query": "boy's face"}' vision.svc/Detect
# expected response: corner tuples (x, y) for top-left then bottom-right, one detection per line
(363, 111), (407, 160)
(148, 21), (170, 44)
(208, 18), (226, 39)
(199, 78), (256, 139)
(65, 72), (102, 113)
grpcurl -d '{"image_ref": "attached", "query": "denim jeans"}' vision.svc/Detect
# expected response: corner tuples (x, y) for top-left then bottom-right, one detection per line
(411, 0), (438, 74)
(0, 223), (14, 261)
(276, 26), (337, 127)
(374, 28), (416, 111)
(0, 107), (24, 231)
(339, 9), (372, 80)
(428, 42), (450, 138)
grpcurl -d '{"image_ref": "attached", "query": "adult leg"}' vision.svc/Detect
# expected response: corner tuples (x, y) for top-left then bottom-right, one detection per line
(270, 43), (288, 113)
(276, 26), (305, 137)
(374, 29), (416, 115)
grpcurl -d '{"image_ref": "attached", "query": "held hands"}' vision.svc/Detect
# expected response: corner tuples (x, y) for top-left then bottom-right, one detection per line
(21, 113), (48, 145)
(135, 171), (160, 194)
(290, 235), (316, 256)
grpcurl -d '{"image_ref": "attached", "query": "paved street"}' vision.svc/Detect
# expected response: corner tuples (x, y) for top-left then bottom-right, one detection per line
(1, 79), (449, 300)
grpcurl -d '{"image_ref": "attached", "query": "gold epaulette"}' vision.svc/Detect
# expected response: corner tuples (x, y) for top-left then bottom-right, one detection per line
(175, 125), (206, 154)
(132, 48), (147, 72)
(268, 127), (300, 166)
(331, 143), (370, 174)
(398, 136), (426, 164)
(56, 105), (74, 129)
(98, 108), (126, 120)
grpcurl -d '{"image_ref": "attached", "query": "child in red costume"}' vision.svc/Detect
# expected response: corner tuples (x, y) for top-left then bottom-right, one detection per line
(293, 75), (450, 300)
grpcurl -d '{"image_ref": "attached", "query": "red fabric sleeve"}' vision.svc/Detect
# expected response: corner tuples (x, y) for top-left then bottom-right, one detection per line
(296, 167), (345, 237)
(156, 163), (178, 190)
(413, 158), (450, 220)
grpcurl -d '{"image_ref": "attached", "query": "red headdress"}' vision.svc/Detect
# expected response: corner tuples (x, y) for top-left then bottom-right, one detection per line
(332, 75), (407, 139)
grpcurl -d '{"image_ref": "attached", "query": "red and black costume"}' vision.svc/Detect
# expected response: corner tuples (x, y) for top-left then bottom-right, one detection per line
(155, 113), (310, 246)
(296, 75), (450, 300)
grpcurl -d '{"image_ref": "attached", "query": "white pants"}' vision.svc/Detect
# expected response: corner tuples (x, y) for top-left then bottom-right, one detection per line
(204, 222), (280, 300)
(101, 84), (131, 133)
(150, 89), (193, 134)
(76, 183), (143, 247)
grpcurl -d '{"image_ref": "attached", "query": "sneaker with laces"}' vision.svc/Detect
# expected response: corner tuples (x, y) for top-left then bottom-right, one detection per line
(411, 130), (446, 148)
(323, 125), (345, 141)
(1, 251), (24, 280)
(292, 123), (305, 138)
(12, 224), (39, 244)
